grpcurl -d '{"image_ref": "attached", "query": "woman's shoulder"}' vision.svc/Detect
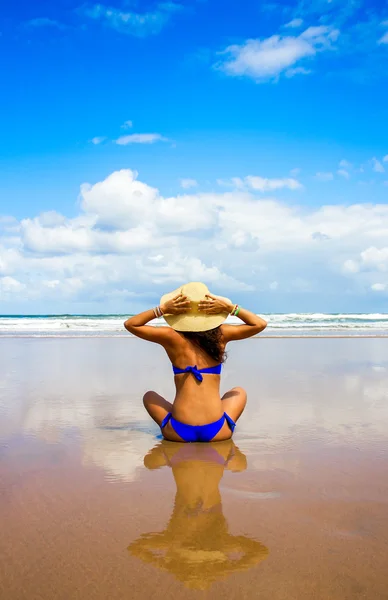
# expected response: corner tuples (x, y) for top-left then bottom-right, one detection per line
(159, 327), (186, 351)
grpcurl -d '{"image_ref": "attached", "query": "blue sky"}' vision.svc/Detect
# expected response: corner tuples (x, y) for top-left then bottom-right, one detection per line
(1, 0), (388, 314)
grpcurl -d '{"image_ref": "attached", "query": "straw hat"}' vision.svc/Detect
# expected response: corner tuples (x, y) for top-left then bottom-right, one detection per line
(160, 281), (231, 332)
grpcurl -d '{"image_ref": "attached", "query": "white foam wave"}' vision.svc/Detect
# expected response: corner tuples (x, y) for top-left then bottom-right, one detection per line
(0, 313), (388, 337)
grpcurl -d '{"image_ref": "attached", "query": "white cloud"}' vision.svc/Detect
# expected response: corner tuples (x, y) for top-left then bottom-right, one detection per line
(80, 170), (214, 234)
(217, 26), (339, 82)
(157, 194), (217, 231)
(229, 230), (258, 251)
(343, 247), (388, 280)
(371, 283), (387, 291)
(337, 169), (350, 179)
(285, 66), (312, 77)
(218, 175), (302, 192)
(43, 279), (60, 289)
(180, 178), (198, 189)
(383, 155), (388, 162)
(216, 177), (243, 188)
(360, 247), (388, 271)
(121, 120), (133, 129)
(80, 2), (183, 37)
(0, 216), (20, 235)
(343, 260), (359, 274)
(38, 211), (67, 227)
(80, 170), (158, 229)
(315, 172), (334, 181)
(90, 136), (106, 145)
(26, 17), (64, 29)
(339, 159), (352, 169)
(114, 133), (167, 145)
(245, 176), (302, 191)
(4, 168), (388, 309)
(378, 32), (388, 44)
(0, 276), (26, 293)
(0, 215), (18, 225)
(371, 157), (385, 173)
(284, 18), (304, 29)
(21, 217), (157, 255)
(140, 255), (254, 290)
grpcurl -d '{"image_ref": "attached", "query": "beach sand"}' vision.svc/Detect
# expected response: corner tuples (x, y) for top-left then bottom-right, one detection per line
(1, 337), (388, 599)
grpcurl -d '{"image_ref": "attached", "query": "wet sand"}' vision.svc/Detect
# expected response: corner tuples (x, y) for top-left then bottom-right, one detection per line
(1, 337), (388, 599)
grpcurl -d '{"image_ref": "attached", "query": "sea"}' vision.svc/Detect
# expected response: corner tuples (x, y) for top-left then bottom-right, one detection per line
(1, 314), (388, 337)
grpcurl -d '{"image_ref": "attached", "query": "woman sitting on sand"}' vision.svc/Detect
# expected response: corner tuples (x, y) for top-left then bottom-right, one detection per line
(124, 282), (267, 443)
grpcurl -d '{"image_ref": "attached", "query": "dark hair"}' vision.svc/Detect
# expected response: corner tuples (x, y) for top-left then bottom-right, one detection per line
(181, 326), (227, 364)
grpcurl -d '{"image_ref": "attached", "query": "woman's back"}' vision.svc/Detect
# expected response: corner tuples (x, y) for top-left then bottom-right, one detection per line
(164, 329), (225, 426)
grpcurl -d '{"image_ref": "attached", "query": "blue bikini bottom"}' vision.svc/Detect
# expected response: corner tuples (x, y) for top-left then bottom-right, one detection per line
(160, 412), (236, 443)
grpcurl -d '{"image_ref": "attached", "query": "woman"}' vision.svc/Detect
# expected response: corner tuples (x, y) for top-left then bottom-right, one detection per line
(124, 281), (267, 442)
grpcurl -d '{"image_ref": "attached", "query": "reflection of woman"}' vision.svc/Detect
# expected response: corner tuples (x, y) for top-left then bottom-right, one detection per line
(124, 281), (267, 442)
(128, 441), (269, 590)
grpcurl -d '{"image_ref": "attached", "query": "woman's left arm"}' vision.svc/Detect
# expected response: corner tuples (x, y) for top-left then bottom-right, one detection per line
(124, 294), (190, 344)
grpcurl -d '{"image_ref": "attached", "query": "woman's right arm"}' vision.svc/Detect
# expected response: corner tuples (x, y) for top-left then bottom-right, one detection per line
(198, 294), (267, 342)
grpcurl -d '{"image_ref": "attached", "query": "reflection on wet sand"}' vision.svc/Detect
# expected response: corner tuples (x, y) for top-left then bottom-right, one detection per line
(128, 441), (269, 590)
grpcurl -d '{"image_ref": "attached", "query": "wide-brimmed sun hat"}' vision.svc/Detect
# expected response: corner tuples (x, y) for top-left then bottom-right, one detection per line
(160, 281), (231, 332)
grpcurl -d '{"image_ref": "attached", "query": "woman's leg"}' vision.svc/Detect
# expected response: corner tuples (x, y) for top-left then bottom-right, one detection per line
(143, 391), (172, 426)
(211, 387), (247, 442)
(221, 386), (247, 422)
(143, 391), (184, 442)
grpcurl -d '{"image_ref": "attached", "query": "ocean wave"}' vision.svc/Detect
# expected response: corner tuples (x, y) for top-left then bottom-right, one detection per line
(0, 313), (388, 337)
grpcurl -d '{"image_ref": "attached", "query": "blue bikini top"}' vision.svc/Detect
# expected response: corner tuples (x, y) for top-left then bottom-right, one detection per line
(172, 364), (222, 382)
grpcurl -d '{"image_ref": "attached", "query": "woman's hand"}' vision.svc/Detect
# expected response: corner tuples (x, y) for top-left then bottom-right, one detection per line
(198, 294), (233, 315)
(161, 293), (191, 315)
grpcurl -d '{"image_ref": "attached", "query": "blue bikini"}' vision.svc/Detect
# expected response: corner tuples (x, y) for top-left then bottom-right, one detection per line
(160, 363), (236, 443)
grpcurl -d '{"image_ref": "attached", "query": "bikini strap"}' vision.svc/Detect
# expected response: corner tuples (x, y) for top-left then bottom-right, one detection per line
(161, 412), (172, 429)
(172, 363), (222, 381)
(224, 412), (236, 433)
(172, 365), (203, 381)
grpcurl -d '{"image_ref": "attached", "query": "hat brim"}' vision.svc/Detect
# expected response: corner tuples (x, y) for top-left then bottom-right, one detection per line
(160, 282), (231, 332)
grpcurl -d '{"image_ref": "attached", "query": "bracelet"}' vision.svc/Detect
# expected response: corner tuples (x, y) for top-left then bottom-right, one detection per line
(154, 306), (163, 318)
(153, 306), (164, 318)
(230, 304), (238, 315)
(231, 304), (241, 316)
